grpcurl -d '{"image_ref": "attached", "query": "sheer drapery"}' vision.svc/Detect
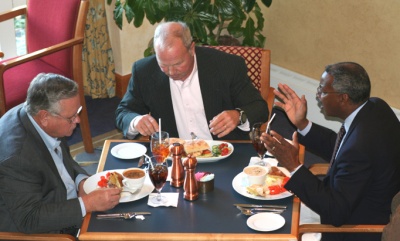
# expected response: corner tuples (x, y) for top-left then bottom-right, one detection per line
(82, 0), (115, 98)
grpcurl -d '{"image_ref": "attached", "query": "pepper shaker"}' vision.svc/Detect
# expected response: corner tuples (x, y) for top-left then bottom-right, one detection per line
(183, 155), (199, 201)
(170, 143), (184, 188)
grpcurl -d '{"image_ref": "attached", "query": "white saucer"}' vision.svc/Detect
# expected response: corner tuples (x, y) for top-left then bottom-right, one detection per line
(110, 143), (147, 159)
(247, 213), (285, 232)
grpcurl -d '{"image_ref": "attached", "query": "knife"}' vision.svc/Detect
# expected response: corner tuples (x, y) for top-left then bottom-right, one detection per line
(234, 204), (286, 209)
(96, 212), (151, 219)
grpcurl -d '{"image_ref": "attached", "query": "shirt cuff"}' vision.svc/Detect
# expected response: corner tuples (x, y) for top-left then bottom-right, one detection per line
(127, 117), (140, 139)
(78, 197), (86, 217)
(297, 122), (312, 136)
(290, 164), (303, 176)
(75, 174), (89, 189)
(237, 120), (250, 131)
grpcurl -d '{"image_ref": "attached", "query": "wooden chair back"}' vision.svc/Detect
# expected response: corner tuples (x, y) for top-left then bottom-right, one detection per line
(0, 0), (93, 153)
(206, 46), (274, 118)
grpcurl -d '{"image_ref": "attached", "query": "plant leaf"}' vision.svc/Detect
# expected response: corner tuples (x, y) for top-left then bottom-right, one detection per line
(113, 1), (123, 29)
(261, 0), (273, 8)
(124, 0), (135, 24)
(242, 0), (256, 13)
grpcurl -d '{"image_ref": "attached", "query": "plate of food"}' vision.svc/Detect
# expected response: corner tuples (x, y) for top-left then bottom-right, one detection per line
(83, 169), (154, 203)
(232, 166), (292, 200)
(110, 143), (147, 159)
(168, 138), (234, 163)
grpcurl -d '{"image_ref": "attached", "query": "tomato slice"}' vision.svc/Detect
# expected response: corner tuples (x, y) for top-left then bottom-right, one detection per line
(221, 147), (229, 156)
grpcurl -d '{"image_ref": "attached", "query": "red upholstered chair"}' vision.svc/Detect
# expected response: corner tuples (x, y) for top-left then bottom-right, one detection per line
(205, 46), (274, 119)
(0, 0), (93, 153)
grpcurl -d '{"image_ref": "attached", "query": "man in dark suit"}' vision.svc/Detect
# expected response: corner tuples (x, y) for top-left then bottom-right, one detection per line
(116, 21), (269, 140)
(261, 62), (400, 241)
(0, 73), (121, 235)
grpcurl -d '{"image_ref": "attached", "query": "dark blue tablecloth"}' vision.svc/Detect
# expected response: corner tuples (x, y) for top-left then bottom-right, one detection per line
(87, 142), (295, 234)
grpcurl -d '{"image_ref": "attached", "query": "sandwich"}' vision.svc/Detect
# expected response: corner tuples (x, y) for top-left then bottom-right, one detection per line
(108, 172), (123, 188)
(183, 139), (211, 157)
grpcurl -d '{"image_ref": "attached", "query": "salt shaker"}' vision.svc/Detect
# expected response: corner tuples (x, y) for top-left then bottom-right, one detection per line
(183, 155), (199, 201)
(170, 143), (184, 188)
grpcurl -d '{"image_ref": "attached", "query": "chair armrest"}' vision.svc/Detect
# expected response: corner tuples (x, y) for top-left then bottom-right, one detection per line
(0, 37), (84, 74)
(299, 223), (385, 234)
(0, 5), (27, 22)
(309, 163), (329, 176)
(0, 232), (75, 241)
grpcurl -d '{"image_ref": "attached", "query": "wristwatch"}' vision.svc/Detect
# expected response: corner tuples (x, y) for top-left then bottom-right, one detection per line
(236, 108), (247, 125)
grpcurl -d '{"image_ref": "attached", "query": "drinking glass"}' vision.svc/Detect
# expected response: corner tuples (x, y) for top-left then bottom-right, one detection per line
(147, 155), (169, 204)
(150, 131), (170, 162)
(249, 122), (267, 165)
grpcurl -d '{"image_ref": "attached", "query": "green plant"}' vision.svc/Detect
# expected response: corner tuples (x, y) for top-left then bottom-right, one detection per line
(107, 0), (272, 55)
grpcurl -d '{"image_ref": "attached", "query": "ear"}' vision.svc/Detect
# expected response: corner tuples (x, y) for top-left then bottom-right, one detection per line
(189, 42), (195, 56)
(340, 93), (350, 104)
(37, 110), (50, 126)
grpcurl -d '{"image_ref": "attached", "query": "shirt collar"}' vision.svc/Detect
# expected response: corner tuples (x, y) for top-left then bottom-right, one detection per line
(343, 100), (368, 131)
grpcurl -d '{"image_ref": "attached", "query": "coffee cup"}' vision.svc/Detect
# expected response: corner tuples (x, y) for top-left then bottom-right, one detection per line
(243, 166), (268, 186)
(122, 168), (146, 192)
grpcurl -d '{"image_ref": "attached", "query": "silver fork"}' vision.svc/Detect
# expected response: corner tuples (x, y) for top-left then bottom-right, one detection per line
(190, 132), (198, 140)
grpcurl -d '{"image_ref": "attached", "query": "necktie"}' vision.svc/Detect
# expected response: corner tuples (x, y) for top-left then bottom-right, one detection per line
(55, 145), (62, 160)
(329, 124), (346, 167)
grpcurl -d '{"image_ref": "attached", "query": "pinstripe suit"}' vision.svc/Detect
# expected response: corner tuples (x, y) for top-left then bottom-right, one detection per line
(116, 46), (269, 140)
(0, 105), (87, 234)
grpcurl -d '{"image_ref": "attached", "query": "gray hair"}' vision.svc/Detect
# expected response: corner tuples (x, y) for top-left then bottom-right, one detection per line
(325, 62), (371, 104)
(25, 73), (78, 115)
(153, 21), (193, 50)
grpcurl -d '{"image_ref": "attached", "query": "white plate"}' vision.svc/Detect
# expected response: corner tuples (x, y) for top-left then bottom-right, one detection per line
(247, 213), (285, 232)
(168, 140), (234, 163)
(110, 143), (147, 159)
(83, 169), (154, 203)
(232, 167), (293, 200)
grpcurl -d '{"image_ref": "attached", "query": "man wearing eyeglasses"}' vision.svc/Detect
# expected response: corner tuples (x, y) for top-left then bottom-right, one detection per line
(0, 73), (121, 236)
(261, 62), (400, 241)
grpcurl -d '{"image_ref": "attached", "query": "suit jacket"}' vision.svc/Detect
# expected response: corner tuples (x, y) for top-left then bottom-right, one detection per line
(285, 98), (400, 241)
(116, 46), (269, 140)
(0, 105), (88, 234)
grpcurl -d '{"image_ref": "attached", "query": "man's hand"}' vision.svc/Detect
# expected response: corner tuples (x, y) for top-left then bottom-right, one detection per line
(209, 110), (240, 138)
(274, 83), (309, 130)
(134, 114), (159, 136)
(82, 188), (121, 213)
(260, 130), (301, 172)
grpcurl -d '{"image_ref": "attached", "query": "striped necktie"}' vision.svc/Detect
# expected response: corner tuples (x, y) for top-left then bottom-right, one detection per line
(329, 124), (346, 167)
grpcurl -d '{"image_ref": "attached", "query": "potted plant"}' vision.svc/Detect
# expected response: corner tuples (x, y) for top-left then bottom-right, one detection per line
(107, 0), (272, 56)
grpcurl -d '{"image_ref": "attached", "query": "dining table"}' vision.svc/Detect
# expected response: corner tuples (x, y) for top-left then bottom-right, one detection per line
(78, 139), (300, 241)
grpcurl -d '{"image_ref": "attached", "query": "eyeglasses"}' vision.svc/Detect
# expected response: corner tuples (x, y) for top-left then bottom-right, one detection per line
(316, 85), (342, 98)
(52, 106), (82, 124)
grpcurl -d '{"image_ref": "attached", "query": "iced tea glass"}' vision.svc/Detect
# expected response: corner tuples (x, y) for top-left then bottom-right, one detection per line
(150, 131), (170, 162)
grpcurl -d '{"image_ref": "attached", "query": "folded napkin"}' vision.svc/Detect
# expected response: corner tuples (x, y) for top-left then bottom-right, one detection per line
(147, 193), (179, 207)
(248, 157), (278, 166)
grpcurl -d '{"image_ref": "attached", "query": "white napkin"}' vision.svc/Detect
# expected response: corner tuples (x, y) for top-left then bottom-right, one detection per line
(248, 156), (278, 166)
(147, 193), (179, 207)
